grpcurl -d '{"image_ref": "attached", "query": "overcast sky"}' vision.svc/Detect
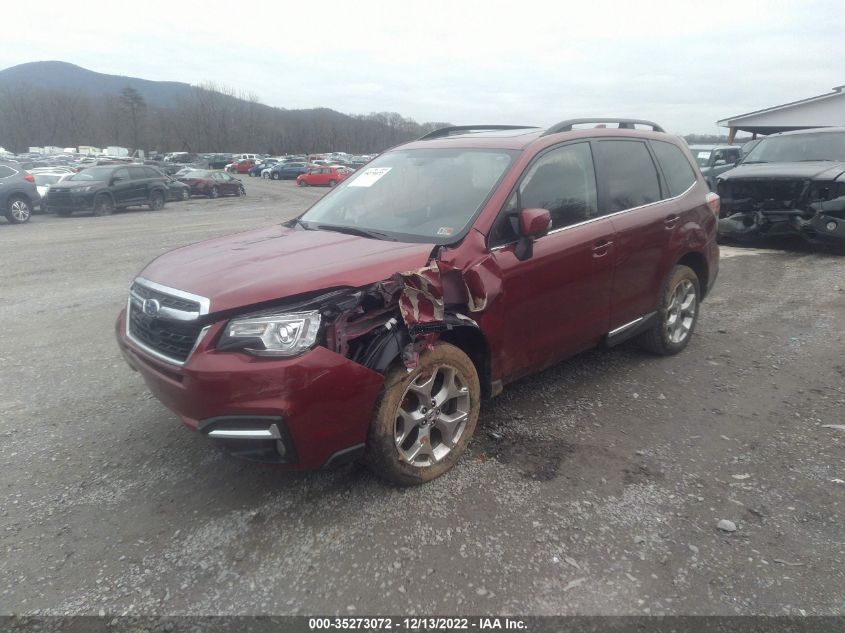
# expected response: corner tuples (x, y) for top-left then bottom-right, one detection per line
(5, 0), (844, 134)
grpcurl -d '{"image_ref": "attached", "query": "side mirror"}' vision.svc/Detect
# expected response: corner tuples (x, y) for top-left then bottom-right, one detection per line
(515, 207), (551, 261)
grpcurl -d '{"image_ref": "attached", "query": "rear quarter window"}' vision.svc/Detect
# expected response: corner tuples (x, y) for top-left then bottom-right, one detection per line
(594, 140), (661, 213)
(0, 165), (16, 178)
(651, 140), (697, 197)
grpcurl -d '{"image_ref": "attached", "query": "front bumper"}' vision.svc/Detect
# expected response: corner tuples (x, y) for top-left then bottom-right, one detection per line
(719, 210), (845, 245)
(115, 309), (386, 469)
(45, 191), (95, 212)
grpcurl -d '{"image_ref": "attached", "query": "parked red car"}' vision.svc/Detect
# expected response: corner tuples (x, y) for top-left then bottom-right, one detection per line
(296, 166), (351, 187)
(177, 169), (245, 198)
(116, 119), (719, 485)
(226, 159), (257, 174)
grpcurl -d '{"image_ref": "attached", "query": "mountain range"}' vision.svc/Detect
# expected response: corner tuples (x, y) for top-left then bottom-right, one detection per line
(0, 61), (195, 106)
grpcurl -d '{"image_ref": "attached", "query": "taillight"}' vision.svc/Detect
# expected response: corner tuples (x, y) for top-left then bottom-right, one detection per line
(705, 191), (720, 216)
(24, 174), (35, 183)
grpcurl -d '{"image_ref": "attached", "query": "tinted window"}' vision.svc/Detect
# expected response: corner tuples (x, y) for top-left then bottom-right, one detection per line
(0, 165), (15, 178)
(519, 142), (597, 230)
(113, 168), (130, 182)
(651, 141), (697, 197)
(130, 167), (147, 180)
(595, 140), (661, 213)
(145, 167), (163, 178)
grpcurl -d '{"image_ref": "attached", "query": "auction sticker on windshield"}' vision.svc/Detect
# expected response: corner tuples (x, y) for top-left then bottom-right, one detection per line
(348, 167), (391, 187)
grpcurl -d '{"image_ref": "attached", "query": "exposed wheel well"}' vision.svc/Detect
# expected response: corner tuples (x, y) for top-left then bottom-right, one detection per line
(438, 324), (492, 398)
(677, 251), (709, 298)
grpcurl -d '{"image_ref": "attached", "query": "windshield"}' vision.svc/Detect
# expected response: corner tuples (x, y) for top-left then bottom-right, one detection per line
(300, 148), (517, 243)
(34, 174), (62, 186)
(688, 149), (712, 167)
(743, 131), (845, 163)
(69, 167), (113, 181)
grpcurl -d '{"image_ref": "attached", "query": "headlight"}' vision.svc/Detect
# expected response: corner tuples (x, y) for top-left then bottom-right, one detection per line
(218, 310), (321, 357)
(80, 185), (96, 192)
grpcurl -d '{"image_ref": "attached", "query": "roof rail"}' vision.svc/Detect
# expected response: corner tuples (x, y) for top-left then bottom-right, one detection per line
(542, 118), (665, 136)
(418, 125), (539, 140)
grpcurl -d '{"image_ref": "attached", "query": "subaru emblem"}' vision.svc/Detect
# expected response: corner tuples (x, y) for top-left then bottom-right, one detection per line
(142, 298), (161, 317)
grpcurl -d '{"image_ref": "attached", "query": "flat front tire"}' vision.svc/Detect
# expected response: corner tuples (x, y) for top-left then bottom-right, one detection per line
(638, 264), (700, 355)
(364, 342), (480, 485)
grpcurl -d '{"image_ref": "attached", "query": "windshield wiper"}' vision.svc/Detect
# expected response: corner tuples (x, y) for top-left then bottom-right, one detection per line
(741, 160), (768, 164)
(797, 158), (835, 162)
(309, 223), (394, 241)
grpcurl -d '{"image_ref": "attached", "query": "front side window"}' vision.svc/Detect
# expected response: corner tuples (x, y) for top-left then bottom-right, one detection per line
(68, 167), (115, 181)
(651, 140), (696, 197)
(300, 148), (516, 244)
(594, 140), (661, 213)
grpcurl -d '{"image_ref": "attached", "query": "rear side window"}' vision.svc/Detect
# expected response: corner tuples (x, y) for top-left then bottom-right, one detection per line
(594, 140), (661, 213)
(651, 140), (697, 197)
(130, 167), (147, 180)
(0, 165), (15, 178)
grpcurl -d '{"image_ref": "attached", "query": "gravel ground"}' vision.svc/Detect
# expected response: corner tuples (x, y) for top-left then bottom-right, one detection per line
(1, 177), (843, 616)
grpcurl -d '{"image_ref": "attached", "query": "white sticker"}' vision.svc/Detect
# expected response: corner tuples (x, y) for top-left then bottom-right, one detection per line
(348, 167), (391, 187)
(696, 151), (712, 160)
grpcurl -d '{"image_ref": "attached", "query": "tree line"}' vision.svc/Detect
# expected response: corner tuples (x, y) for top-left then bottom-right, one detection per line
(0, 81), (450, 155)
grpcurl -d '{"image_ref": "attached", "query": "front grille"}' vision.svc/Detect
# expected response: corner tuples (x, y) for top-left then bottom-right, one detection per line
(127, 282), (207, 363)
(131, 282), (200, 313)
(719, 179), (807, 212)
(46, 190), (74, 207)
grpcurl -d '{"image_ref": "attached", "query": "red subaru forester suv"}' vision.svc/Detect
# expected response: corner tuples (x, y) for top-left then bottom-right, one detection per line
(116, 119), (719, 485)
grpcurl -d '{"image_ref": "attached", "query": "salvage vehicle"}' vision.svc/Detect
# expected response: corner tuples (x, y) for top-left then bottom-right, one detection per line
(116, 119), (720, 485)
(688, 145), (742, 190)
(0, 161), (40, 224)
(296, 165), (351, 187)
(177, 169), (245, 198)
(45, 165), (168, 216)
(162, 175), (191, 201)
(716, 127), (845, 246)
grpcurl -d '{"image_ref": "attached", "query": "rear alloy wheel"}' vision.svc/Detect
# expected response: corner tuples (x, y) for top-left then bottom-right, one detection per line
(364, 342), (480, 485)
(5, 196), (32, 224)
(638, 264), (700, 355)
(209, 186), (219, 199)
(148, 191), (165, 210)
(328, 180), (337, 187)
(92, 195), (114, 216)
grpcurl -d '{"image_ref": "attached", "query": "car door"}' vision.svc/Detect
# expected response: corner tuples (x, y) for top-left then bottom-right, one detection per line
(489, 141), (617, 380)
(129, 167), (150, 203)
(110, 168), (133, 206)
(593, 138), (678, 331)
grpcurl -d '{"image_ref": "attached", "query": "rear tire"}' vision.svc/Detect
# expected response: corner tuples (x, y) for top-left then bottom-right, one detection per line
(5, 196), (32, 224)
(364, 342), (480, 485)
(92, 195), (114, 216)
(148, 190), (165, 210)
(181, 188), (190, 201)
(637, 264), (700, 356)
(271, 172), (280, 180)
(328, 180), (337, 187)
(209, 187), (219, 199)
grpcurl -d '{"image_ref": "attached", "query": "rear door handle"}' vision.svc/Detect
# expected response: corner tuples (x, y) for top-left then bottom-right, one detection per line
(592, 239), (613, 257)
(664, 214), (680, 229)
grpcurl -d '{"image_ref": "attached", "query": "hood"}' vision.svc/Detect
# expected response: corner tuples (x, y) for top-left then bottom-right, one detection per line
(139, 225), (436, 314)
(721, 161), (845, 182)
(52, 180), (107, 191)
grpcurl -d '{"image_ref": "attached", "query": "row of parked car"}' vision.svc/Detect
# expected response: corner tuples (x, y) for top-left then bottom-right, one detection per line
(0, 160), (248, 223)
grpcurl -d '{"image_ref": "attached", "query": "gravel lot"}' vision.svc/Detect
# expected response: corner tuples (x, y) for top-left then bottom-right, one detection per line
(1, 176), (843, 616)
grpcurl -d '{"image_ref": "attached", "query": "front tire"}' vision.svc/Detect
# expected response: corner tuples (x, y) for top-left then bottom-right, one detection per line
(637, 264), (700, 355)
(209, 186), (219, 199)
(364, 342), (480, 485)
(328, 180), (337, 187)
(92, 195), (114, 216)
(181, 188), (190, 201)
(5, 196), (32, 224)
(271, 172), (280, 180)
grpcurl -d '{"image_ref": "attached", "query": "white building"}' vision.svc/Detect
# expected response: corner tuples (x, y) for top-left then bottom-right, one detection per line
(718, 85), (845, 142)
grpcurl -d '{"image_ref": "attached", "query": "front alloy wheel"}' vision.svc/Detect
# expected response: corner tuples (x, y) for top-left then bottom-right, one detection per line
(5, 197), (32, 223)
(365, 342), (480, 485)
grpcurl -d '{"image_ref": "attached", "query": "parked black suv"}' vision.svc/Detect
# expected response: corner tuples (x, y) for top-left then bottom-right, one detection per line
(45, 165), (169, 216)
(717, 127), (845, 246)
(0, 161), (40, 224)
